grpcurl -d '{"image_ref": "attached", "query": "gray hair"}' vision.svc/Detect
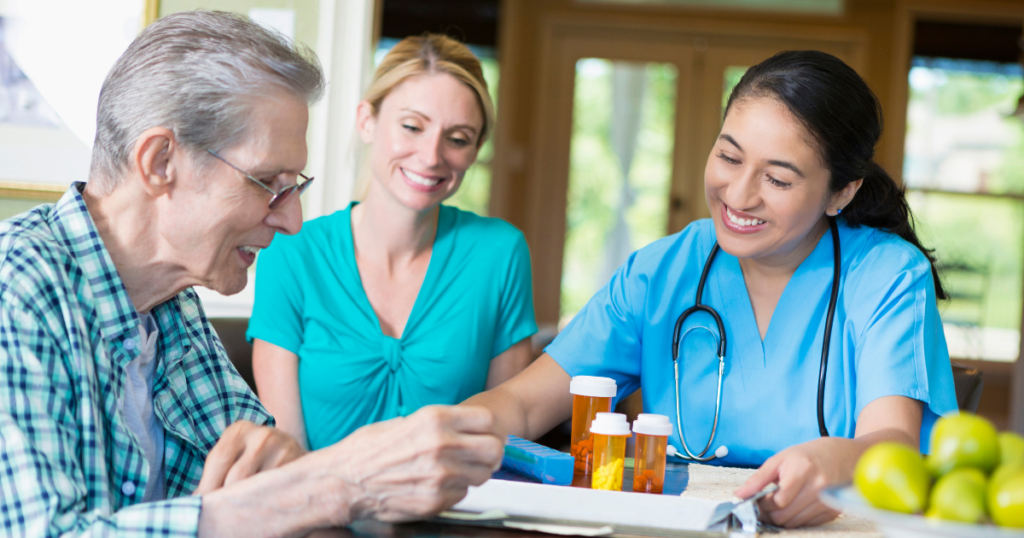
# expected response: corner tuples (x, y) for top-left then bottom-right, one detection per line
(89, 10), (325, 192)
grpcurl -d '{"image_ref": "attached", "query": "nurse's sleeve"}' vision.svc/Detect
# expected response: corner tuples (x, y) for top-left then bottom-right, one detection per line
(851, 242), (958, 448)
(545, 251), (648, 401)
(490, 232), (539, 357)
(246, 237), (306, 354)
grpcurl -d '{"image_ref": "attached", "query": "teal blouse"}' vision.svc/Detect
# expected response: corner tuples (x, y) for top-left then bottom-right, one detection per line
(247, 203), (538, 449)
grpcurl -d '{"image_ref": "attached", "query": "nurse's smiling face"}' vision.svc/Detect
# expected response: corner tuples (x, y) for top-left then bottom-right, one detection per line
(704, 97), (848, 265)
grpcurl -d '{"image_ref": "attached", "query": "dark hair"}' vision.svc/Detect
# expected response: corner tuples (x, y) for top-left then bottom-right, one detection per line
(724, 50), (946, 299)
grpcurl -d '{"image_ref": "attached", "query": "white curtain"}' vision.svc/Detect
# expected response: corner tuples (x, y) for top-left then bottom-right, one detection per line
(599, 62), (647, 286)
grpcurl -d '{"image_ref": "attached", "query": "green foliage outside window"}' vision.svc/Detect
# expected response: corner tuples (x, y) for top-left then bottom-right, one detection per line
(561, 59), (677, 322)
(904, 59), (1024, 339)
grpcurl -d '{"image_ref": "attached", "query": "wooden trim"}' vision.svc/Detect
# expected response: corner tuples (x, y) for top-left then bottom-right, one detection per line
(0, 181), (65, 202)
(144, 0), (160, 26)
(909, 188), (1024, 202)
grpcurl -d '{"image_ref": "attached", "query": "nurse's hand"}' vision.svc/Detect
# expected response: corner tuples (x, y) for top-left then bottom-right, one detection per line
(733, 437), (850, 528)
(734, 396), (923, 529)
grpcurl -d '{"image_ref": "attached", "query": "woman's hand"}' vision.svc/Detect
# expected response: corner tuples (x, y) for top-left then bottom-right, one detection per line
(734, 437), (852, 528)
(734, 395), (924, 529)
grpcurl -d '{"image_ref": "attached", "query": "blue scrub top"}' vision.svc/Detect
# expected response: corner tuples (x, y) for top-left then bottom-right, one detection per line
(547, 218), (957, 467)
(248, 203), (538, 450)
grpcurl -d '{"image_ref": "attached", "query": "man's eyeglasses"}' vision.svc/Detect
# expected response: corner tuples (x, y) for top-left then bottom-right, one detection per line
(207, 149), (315, 210)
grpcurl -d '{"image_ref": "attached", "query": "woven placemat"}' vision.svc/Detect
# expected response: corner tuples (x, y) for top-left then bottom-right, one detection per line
(680, 464), (881, 537)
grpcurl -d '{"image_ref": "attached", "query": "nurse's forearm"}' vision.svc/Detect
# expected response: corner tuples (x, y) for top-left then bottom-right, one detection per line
(852, 395), (923, 450)
(840, 396), (924, 480)
(462, 354), (574, 441)
(462, 384), (532, 439)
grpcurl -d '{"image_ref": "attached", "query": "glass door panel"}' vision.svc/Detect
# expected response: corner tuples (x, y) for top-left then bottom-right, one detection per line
(561, 59), (678, 323)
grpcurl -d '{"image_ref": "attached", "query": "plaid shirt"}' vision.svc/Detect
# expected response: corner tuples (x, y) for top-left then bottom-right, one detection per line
(0, 183), (272, 536)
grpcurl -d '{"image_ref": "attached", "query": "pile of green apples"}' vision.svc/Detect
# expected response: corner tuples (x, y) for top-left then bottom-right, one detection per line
(853, 413), (1024, 528)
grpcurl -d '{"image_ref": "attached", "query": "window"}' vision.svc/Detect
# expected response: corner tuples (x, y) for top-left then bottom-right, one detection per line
(904, 56), (1024, 362)
(560, 59), (678, 324)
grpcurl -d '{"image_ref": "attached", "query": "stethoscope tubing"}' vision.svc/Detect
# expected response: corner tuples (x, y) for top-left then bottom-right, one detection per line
(670, 218), (841, 461)
(817, 220), (842, 437)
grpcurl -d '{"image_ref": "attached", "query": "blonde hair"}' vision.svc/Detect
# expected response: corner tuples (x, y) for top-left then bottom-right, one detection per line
(366, 34), (494, 143)
(353, 34), (494, 200)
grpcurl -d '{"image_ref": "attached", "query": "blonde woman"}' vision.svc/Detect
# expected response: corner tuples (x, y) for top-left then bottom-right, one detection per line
(247, 35), (536, 450)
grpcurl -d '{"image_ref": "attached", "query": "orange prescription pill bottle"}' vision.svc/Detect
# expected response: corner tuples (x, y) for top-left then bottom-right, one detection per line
(632, 414), (672, 494)
(590, 413), (631, 491)
(569, 376), (616, 484)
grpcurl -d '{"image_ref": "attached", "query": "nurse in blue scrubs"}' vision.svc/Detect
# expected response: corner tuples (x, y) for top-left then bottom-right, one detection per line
(463, 50), (957, 528)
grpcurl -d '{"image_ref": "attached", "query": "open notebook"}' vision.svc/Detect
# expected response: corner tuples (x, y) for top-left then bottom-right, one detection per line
(443, 478), (773, 536)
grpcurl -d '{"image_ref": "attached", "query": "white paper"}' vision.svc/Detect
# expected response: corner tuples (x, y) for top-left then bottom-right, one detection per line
(453, 479), (726, 531)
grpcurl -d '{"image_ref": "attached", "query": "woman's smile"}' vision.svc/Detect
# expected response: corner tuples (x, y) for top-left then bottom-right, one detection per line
(401, 167), (448, 192)
(721, 204), (768, 234)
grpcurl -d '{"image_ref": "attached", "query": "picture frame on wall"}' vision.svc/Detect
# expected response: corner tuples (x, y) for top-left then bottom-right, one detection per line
(0, 0), (160, 202)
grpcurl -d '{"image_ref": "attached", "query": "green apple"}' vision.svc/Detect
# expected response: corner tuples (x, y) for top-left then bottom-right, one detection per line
(999, 432), (1024, 466)
(928, 468), (986, 523)
(927, 413), (1000, 475)
(855, 442), (930, 514)
(990, 470), (1024, 528)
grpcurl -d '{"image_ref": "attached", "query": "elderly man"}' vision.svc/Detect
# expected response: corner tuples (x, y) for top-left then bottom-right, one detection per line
(0, 11), (503, 537)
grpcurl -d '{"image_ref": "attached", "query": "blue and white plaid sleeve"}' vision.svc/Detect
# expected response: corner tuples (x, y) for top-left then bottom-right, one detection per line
(0, 285), (201, 537)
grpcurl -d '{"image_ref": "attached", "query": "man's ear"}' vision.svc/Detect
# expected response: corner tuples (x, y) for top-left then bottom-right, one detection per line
(131, 127), (177, 197)
(355, 100), (377, 144)
(829, 178), (864, 216)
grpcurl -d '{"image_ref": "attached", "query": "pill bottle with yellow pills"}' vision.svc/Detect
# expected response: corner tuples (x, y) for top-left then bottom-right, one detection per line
(589, 412), (631, 491)
(569, 376), (616, 485)
(631, 414), (672, 494)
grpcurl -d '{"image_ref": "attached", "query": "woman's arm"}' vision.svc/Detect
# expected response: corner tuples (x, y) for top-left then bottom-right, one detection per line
(735, 395), (923, 528)
(252, 339), (309, 450)
(462, 353), (574, 440)
(485, 338), (532, 390)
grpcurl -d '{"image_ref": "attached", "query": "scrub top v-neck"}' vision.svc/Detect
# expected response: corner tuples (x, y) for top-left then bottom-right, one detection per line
(547, 218), (957, 467)
(248, 203), (537, 449)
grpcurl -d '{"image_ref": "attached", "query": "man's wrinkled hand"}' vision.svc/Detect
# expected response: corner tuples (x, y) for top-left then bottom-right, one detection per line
(194, 420), (307, 495)
(317, 405), (505, 523)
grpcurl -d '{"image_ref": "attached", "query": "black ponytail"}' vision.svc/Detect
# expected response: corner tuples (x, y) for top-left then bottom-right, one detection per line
(725, 51), (946, 299)
(844, 163), (946, 299)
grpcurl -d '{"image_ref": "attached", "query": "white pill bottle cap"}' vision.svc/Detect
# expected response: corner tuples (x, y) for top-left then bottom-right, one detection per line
(589, 412), (632, 436)
(632, 413), (673, 436)
(569, 376), (617, 398)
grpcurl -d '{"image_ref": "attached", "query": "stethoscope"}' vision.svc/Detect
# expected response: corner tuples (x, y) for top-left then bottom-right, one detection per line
(667, 217), (842, 462)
